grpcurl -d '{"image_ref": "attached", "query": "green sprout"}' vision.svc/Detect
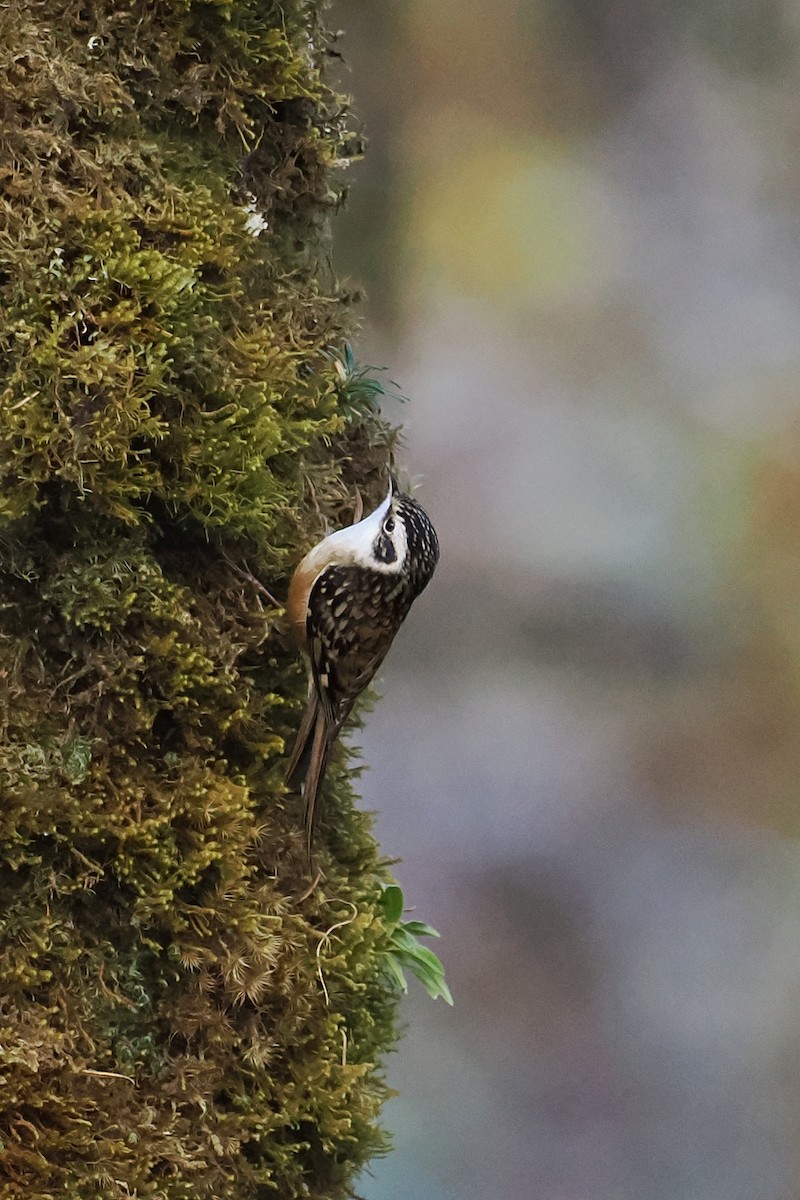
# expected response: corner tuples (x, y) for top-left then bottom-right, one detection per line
(325, 343), (408, 417)
(379, 884), (453, 1005)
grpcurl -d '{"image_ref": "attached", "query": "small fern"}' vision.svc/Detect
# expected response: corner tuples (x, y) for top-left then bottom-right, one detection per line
(379, 884), (453, 1005)
(325, 343), (408, 417)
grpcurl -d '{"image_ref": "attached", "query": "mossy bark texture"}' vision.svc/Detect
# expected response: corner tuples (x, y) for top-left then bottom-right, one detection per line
(0, 3), (398, 1197)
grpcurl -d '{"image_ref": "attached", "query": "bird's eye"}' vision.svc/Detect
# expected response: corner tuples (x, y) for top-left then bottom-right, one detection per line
(383, 517), (395, 534)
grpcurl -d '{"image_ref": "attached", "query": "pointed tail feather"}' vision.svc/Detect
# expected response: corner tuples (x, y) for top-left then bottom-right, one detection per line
(286, 692), (332, 868)
(302, 708), (330, 868)
(285, 688), (320, 789)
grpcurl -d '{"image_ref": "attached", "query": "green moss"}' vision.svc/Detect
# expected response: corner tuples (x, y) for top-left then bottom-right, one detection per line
(0, 2), (400, 1196)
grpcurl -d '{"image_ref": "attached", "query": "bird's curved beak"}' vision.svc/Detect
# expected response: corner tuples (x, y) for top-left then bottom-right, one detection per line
(365, 479), (394, 526)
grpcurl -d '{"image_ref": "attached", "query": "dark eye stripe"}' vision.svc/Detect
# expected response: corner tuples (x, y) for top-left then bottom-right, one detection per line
(374, 534), (397, 564)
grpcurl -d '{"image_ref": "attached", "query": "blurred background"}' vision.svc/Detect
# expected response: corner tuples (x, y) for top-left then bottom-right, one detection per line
(330, 3), (800, 1198)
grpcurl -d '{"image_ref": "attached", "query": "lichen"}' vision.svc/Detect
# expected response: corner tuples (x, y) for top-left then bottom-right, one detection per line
(0, 2), (399, 1196)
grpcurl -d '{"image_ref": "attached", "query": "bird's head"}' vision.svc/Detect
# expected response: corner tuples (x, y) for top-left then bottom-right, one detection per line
(321, 476), (439, 589)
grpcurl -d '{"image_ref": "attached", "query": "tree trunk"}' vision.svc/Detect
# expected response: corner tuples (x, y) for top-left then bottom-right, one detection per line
(0, 3), (397, 1196)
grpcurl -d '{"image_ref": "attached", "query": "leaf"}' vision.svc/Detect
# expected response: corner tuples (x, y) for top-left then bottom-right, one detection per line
(379, 885), (404, 926)
(399, 955), (453, 1006)
(382, 955), (409, 995)
(401, 920), (440, 939)
(393, 943), (445, 977)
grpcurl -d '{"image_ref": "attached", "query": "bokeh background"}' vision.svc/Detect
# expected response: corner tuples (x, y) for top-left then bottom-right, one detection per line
(330, 4), (800, 1198)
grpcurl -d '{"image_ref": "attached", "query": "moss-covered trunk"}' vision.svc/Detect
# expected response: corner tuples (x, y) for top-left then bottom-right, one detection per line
(0, 3), (397, 1196)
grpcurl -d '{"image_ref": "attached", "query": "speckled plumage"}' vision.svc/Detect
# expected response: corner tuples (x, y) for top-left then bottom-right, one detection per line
(285, 485), (439, 864)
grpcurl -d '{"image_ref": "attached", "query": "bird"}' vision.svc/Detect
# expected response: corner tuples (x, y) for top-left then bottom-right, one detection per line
(285, 476), (439, 864)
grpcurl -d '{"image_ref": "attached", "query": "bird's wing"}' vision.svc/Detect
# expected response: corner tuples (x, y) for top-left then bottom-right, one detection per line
(306, 564), (404, 734)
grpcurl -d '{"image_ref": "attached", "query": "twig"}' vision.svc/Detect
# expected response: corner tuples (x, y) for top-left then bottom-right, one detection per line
(315, 901), (358, 1006)
(83, 1069), (135, 1083)
(296, 868), (323, 903)
(222, 552), (282, 609)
